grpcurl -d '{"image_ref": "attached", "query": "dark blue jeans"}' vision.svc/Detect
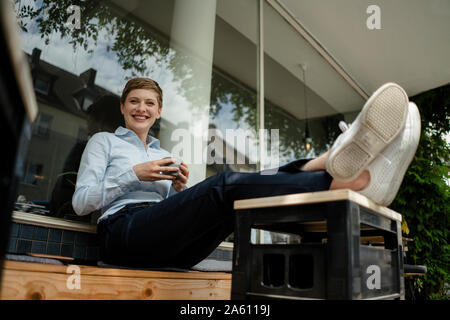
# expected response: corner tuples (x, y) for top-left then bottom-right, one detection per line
(97, 159), (332, 268)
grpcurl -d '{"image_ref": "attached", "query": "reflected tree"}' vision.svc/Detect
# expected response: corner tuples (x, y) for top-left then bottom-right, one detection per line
(16, 0), (339, 162)
(15, 0), (170, 76)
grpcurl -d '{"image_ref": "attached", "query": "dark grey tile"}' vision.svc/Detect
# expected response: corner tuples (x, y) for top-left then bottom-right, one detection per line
(7, 237), (17, 253)
(34, 226), (48, 241)
(74, 246), (86, 260)
(87, 234), (100, 246)
(47, 242), (61, 256)
(61, 244), (74, 257)
(20, 225), (34, 240)
(31, 241), (46, 254)
(9, 223), (19, 237)
(17, 239), (32, 254)
(75, 233), (88, 246)
(86, 247), (99, 261)
(62, 230), (75, 244)
(48, 229), (62, 243)
(207, 251), (218, 259)
(224, 250), (233, 260)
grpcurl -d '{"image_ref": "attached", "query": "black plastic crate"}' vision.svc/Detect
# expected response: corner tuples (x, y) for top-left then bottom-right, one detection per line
(248, 244), (327, 299)
(231, 190), (405, 300)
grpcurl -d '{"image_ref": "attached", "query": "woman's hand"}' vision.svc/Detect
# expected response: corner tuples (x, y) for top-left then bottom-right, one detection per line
(133, 158), (180, 182)
(172, 161), (189, 192)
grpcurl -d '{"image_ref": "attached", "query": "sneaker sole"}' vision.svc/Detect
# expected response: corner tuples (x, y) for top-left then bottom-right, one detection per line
(327, 83), (409, 182)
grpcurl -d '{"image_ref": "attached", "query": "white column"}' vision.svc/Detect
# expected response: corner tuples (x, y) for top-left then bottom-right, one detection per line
(160, 0), (217, 187)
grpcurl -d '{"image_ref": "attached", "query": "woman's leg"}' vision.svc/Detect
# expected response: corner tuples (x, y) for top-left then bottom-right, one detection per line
(99, 158), (335, 268)
(298, 151), (329, 171)
(298, 151), (370, 191)
(99, 155), (370, 268)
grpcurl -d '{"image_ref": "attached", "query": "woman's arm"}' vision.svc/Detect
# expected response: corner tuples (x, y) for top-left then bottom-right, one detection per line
(72, 133), (139, 216)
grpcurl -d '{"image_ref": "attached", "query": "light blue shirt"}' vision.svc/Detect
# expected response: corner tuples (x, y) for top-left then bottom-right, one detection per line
(72, 126), (180, 223)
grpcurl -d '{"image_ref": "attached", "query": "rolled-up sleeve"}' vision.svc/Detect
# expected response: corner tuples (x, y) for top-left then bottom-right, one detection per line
(72, 133), (139, 216)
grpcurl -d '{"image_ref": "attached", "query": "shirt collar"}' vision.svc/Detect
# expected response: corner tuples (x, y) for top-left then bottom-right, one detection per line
(114, 126), (161, 149)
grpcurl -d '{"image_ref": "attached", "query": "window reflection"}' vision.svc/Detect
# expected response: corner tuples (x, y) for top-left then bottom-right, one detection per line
(263, 1), (365, 167)
(14, 0), (259, 224)
(13, 0), (365, 227)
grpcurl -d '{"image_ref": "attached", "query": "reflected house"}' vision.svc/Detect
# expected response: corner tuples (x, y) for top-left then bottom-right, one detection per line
(157, 119), (257, 178)
(17, 48), (121, 220)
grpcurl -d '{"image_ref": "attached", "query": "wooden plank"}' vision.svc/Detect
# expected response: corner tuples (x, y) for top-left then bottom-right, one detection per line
(218, 242), (234, 250)
(233, 189), (402, 222)
(28, 253), (74, 262)
(360, 236), (385, 244)
(404, 273), (425, 278)
(302, 221), (327, 232)
(0, 261), (231, 300)
(262, 221), (378, 234)
(2, 261), (231, 280)
(12, 211), (97, 234)
(0, 269), (231, 300)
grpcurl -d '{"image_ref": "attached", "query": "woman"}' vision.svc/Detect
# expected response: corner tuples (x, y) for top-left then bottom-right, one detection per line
(72, 78), (420, 268)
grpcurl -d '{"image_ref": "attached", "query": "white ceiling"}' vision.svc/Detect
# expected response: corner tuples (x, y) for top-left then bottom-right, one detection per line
(111, 0), (366, 120)
(279, 0), (450, 97)
(110, 0), (449, 120)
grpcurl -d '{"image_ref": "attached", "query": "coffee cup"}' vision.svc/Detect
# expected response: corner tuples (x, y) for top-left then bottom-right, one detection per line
(162, 157), (181, 176)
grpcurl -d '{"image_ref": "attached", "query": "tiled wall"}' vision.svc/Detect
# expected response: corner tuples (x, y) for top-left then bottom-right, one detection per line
(6, 222), (233, 263)
(206, 247), (233, 261)
(7, 222), (100, 262)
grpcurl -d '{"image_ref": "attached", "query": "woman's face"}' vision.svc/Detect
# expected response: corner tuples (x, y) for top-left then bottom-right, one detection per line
(120, 88), (161, 136)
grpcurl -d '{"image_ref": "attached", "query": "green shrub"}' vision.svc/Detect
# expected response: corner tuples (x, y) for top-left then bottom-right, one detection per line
(390, 84), (449, 300)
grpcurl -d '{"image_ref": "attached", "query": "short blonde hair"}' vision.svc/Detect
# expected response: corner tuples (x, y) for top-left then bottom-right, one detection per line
(120, 77), (163, 108)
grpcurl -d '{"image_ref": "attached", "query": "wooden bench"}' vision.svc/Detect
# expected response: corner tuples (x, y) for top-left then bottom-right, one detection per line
(0, 260), (231, 300)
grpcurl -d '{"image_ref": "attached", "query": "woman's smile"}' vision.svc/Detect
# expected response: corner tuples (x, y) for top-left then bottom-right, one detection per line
(132, 114), (150, 121)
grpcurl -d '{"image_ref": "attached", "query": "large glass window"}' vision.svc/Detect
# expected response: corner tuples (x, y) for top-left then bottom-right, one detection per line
(12, 0), (367, 241)
(13, 0), (258, 224)
(263, 1), (366, 167)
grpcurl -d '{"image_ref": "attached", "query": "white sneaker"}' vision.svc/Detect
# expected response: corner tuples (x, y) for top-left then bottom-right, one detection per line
(359, 102), (421, 206)
(326, 83), (409, 182)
